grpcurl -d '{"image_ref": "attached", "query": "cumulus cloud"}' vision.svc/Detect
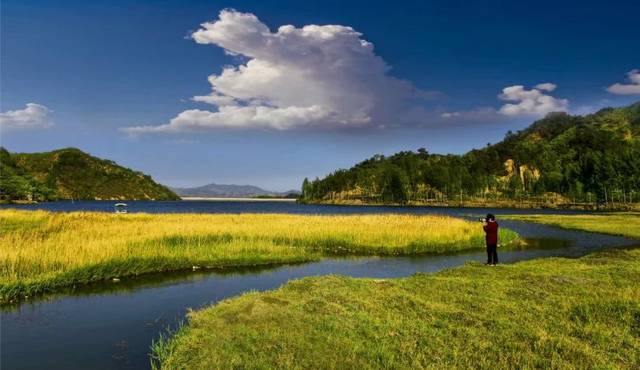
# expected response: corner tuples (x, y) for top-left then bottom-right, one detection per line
(125, 105), (336, 134)
(123, 9), (427, 134)
(440, 83), (568, 121)
(606, 69), (640, 95)
(535, 83), (556, 92)
(498, 84), (568, 117)
(0, 103), (52, 130)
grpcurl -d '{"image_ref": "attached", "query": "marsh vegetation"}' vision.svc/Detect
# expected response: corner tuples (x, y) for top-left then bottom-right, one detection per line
(0, 210), (518, 303)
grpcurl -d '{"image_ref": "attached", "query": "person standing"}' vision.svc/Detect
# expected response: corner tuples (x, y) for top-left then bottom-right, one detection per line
(483, 213), (499, 266)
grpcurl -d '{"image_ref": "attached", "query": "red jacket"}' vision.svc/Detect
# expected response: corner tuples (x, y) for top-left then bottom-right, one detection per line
(483, 221), (499, 246)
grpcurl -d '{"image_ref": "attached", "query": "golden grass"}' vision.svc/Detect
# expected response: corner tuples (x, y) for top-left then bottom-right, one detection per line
(0, 210), (517, 303)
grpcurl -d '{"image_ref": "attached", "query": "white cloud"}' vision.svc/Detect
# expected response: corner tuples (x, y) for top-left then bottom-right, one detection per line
(439, 107), (503, 123)
(441, 83), (568, 121)
(440, 112), (461, 118)
(123, 9), (427, 134)
(192, 94), (236, 106)
(606, 69), (640, 95)
(125, 105), (335, 134)
(0, 103), (52, 130)
(535, 83), (556, 92)
(498, 84), (568, 117)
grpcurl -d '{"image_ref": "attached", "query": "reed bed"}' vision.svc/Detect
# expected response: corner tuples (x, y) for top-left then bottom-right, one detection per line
(0, 210), (517, 303)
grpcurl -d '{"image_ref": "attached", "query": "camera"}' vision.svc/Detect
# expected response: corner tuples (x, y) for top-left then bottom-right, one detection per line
(479, 217), (487, 223)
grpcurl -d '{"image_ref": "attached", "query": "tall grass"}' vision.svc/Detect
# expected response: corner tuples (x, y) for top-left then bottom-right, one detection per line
(0, 210), (518, 303)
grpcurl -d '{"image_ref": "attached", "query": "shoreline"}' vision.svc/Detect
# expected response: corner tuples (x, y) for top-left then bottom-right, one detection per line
(300, 199), (640, 211)
(4, 198), (638, 211)
(180, 197), (297, 202)
(0, 197), (298, 205)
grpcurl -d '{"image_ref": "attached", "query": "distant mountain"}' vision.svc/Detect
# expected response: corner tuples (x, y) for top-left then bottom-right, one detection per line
(0, 147), (179, 202)
(171, 183), (300, 198)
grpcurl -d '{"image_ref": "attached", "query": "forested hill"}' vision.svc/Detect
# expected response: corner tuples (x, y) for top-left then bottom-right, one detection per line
(301, 102), (640, 207)
(0, 147), (179, 202)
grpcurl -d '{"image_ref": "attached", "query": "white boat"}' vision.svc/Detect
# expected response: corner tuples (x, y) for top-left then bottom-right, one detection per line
(114, 203), (128, 214)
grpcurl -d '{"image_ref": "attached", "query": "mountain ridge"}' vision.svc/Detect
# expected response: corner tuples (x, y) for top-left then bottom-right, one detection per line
(171, 182), (300, 198)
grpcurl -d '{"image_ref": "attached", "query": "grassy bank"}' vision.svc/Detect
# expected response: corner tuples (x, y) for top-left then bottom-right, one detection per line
(0, 210), (517, 303)
(154, 248), (640, 369)
(153, 214), (640, 369)
(504, 213), (640, 239)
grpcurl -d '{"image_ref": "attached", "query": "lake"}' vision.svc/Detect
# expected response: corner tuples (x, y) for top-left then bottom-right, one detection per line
(0, 199), (589, 216)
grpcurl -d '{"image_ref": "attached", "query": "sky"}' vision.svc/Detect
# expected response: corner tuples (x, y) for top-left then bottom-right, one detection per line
(1, 0), (639, 191)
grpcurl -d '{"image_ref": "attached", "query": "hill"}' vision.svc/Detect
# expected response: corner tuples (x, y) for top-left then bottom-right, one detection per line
(172, 182), (300, 198)
(0, 147), (179, 202)
(300, 102), (640, 207)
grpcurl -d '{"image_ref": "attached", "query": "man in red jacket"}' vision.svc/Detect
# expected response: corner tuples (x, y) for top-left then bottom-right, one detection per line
(483, 213), (499, 266)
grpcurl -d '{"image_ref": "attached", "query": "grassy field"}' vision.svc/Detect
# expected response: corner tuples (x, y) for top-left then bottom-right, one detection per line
(504, 213), (640, 239)
(0, 210), (517, 303)
(153, 214), (640, 369)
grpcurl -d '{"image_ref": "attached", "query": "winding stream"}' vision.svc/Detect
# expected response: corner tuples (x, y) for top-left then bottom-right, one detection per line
(1, 202), (636, 370)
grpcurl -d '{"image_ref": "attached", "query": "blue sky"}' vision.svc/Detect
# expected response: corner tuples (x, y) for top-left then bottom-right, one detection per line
(2, 0), (639, 190)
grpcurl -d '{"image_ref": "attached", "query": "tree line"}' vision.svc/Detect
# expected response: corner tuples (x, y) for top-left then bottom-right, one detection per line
(301, 103), (640, 207)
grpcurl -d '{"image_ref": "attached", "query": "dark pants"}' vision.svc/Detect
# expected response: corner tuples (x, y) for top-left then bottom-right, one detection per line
(487, 244), (498, 264)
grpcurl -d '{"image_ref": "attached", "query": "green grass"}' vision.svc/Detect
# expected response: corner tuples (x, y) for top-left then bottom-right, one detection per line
(0, 210), (518, 304)
(153, 214), (640, 369)
(154, 248), (640, 370)
(504, 213), (640, 239)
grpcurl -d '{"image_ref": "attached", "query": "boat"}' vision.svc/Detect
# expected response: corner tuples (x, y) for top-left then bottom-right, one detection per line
(114, 203), (128, 214)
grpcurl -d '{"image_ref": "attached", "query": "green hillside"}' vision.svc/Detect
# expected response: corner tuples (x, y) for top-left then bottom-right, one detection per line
(0, 147), (179, 202)
(301, 102), (640, 207)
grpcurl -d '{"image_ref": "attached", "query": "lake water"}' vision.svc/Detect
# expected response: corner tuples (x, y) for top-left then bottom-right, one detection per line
(1, 201), (636, 370)
(0, 199), (591, 216)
